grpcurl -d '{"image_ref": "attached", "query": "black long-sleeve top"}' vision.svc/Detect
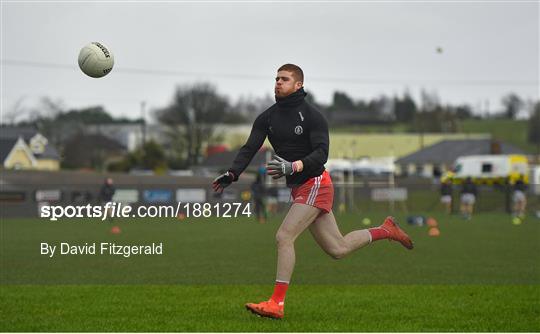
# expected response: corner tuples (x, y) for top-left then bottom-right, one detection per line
(440, 183), (452, 196)
(461, 181), (477, 196)
(229, 88), (329, 187)
(514, 180), (527, 192)
(99, 183), (115, 202)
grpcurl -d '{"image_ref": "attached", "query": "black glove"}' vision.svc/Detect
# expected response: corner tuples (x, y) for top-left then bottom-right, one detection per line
(212, 171), (235, 193)
(266, 155), (294, 179)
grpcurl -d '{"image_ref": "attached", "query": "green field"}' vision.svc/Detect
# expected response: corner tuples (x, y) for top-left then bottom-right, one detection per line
(1, 212), (539, 331)
(459, 119), (536, 153)
(331, 119), (536, 154)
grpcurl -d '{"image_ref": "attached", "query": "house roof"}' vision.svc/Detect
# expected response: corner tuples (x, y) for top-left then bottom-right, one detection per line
(0, 138), (18, 162)
(0, 126), (38, 141)
(0, 137), (37, 166)
(35, 144), (60, 160)
(396, 139), (524, 165)
(0, 126), (60, 160)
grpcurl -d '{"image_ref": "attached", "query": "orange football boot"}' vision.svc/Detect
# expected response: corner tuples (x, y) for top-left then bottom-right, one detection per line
(245, 299), (284, 319)
(381, 216), (414, 250)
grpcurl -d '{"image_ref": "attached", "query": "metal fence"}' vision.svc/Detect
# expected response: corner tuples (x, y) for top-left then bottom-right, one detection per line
(1, 170), (538, 218)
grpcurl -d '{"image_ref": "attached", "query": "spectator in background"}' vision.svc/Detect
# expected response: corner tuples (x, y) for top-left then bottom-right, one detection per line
(251, 169), (267, 224)
(266, 186), (279, 216)
(460, 177), (477, 220)
(99, 177), (115, 221)
(513, 174), (527, 219)
(440, 178), (453, 214)
(99, 177), (115, 204)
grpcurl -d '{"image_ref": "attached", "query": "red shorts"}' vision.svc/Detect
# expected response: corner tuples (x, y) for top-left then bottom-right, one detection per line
(290, 170), (334, 213)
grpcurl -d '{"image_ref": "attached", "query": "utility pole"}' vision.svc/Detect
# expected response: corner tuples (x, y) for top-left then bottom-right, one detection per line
(419, 89), (426, 150)
(187, 107), (195, 166)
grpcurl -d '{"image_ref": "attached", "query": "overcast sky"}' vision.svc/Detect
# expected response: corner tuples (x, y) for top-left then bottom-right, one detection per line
(1, 1), (538, 121)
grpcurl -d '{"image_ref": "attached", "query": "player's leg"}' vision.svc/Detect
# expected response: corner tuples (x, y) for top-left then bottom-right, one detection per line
(275, 203), (321, 281)
(262, 199), (268, 222)
(309, 211), (413, 260)
(461, 195), (471, 219)
(517, 196), (526, 217)
(308, 211), (370, 259)
(512, 194), (519, 216)
(254, 198), (264, 223)
(441, 196), (451, 214)
(254, 199), (260, 221)
(245, 203), (320, 319)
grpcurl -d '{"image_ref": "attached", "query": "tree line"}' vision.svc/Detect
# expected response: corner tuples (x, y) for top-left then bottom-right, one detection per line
(4, 83), (539, 171)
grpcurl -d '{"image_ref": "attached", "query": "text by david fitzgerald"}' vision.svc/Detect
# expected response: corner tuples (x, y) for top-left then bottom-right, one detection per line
(41, 242), (163, 258)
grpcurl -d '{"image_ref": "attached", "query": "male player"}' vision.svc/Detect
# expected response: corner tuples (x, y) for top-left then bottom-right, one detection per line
(212, 64), (413, 319)
(460, 177), (477, 220)
(512, 174), (527, 219)
(440, 178), (453, 214)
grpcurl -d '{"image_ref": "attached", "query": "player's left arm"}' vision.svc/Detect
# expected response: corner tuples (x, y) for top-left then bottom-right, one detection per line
(298, 110), (329, 173)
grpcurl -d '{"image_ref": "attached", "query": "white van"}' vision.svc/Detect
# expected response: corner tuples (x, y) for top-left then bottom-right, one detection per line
(448, 155), (529, 185)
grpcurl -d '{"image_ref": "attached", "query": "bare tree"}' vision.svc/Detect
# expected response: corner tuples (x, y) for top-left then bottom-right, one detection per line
(155, 83), (229, 166)
(2, 97), (28, 125)
(232, 94), (274, 122)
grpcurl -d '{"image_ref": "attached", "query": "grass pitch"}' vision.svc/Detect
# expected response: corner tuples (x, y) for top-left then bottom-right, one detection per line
(1, 212), (539, 331)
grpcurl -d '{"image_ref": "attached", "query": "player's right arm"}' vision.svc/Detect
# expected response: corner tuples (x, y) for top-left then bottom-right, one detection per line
(213, 111), (268, 192)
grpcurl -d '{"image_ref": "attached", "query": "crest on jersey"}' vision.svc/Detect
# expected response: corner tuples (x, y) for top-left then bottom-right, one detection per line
(294, 125), (303, 135)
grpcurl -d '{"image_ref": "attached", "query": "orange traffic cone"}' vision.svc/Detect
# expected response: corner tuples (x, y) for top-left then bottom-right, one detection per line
(428, 227), (440, 237)
(110, 226), (121, 234)
(426, 217), (438, 227)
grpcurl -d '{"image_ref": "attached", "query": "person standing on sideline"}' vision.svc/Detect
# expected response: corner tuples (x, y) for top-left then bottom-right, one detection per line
(460, 177), (477, 220)
(440, 178), (453, 214)
(512, 174), (527, 219)
(99, 177), (115, 203)
(251, 169), (268, 223)
(99, 177), (115, 219)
